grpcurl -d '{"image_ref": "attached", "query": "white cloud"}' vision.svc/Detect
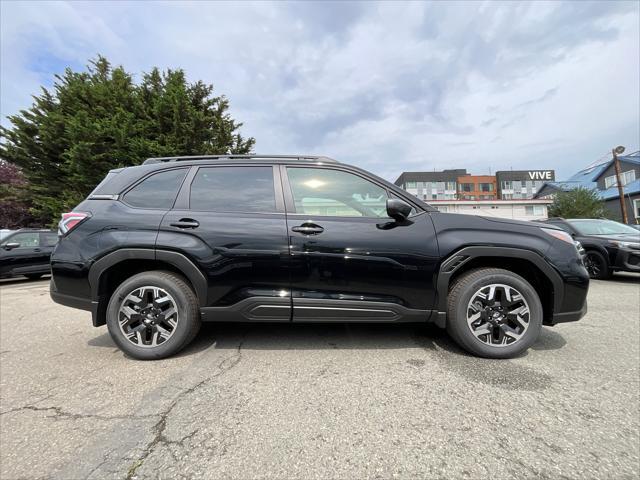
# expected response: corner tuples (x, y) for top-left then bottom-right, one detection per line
(1, 0), (638, 181)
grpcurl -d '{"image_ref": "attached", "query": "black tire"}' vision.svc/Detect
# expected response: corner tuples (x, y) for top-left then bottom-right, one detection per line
(106, 270), (201, 360)
(584, 250), (611, 280)
(446, 268), (543, 359)
(24, 273), (43, 280)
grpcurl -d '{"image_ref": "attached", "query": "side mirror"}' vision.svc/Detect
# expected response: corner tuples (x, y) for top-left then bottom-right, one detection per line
(3, 242), (20, 250)
(386, 198), (412, 221)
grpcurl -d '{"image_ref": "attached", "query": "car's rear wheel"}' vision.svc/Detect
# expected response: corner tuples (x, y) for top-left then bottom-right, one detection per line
(446, 268), (543, 359)
(106, 270), (201, 360)
(584, 250), (610, 279)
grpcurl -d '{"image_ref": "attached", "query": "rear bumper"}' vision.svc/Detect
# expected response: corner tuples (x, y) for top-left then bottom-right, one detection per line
(50, 279), (99, 322)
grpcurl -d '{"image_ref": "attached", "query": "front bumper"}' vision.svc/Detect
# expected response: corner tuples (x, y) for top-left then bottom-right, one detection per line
(550, 299), (588, 325)
(613, 248), (640, 273)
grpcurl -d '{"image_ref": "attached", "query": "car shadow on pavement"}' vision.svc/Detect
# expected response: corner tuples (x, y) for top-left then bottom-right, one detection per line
(88, 320), (567, 358)
(609, 272), (640, 284)
(0, 275), (50, 286)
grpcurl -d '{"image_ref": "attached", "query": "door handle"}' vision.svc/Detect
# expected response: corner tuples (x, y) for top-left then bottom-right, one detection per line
(170, 218), (200, 229)
(292, 223), (324, 235)
(33, 248), (41, 252)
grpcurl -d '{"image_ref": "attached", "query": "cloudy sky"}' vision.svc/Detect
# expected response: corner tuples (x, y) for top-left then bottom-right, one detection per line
(1, 1), (638, 181)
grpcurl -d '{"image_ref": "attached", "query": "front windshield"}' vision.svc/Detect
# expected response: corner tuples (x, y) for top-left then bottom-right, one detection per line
(568, 219), (640, 236)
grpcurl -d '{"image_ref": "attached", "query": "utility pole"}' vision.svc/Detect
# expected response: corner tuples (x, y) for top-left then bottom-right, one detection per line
(612, 146), (628, 224)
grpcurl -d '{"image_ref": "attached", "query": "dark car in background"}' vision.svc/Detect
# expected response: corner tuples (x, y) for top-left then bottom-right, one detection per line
(537, 218), (640, 279)
(49, 154), (589, 360)
(0, 229), (58, 280)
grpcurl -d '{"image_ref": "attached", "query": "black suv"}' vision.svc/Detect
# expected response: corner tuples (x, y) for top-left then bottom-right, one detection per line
(537, 218), (640, 279)
(50, 155), (589, 360)
(1, 228), (58, 279)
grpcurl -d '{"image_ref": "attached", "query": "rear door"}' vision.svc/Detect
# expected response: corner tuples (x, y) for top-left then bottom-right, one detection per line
(158, 164), (291, 321)
(282, 165), (439, 322)
(39, 232), (59, 271)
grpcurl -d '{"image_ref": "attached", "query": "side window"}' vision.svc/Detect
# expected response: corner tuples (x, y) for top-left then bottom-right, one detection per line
(190, 166), (276, 213)
(287, 168), (389, 218)
(41, 233), (59, 247)
(123, 169), (187, 209)
(4, 232), (40, 247)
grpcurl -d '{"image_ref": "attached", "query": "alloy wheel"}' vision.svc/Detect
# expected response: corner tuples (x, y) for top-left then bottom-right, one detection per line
(584, 254), (601, 278)
(466, 283), (530, 347)
(118, 286), (179, 348)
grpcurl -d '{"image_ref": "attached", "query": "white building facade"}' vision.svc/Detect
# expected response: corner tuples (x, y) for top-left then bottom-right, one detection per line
(430, 199), (553, 222)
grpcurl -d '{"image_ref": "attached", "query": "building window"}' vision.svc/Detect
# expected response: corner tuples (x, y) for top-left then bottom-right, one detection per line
(406, 181), (417, 188)
(525, 205), (545, 216)
(634, 199), (640, 220)
(605, 170), (636, 189)
(623, 170), (636, 186)
(502, 181), (512, 190)
(460, 183), (473, 192)
(446, 182), (456, 190)
(479, 183), (494, 192)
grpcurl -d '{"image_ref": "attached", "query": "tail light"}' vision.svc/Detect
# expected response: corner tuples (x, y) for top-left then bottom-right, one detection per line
(59, 212), (91, 235)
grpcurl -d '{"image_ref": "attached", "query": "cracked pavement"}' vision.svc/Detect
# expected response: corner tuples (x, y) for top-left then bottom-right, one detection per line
(1, 274), (639, 479)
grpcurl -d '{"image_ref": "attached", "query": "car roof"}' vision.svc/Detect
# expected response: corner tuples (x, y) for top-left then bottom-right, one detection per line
(142, 155), (339, 165)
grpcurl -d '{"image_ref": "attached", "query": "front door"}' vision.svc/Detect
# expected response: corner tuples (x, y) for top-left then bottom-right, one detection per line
(282, 165), (439, 322)
(0, 231), (46, 276)
(158, 164), (291, 321)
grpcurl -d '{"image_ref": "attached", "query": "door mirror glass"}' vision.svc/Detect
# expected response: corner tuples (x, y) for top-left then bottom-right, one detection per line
(386, 198), (412, 221)
(4, 242), (20, 250)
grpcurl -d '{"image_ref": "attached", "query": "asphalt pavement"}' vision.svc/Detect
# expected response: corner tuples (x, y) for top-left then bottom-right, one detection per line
(1, 274), (638, 479)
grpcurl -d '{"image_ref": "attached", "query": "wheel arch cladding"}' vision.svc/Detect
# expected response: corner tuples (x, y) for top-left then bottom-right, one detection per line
(436, 247), (561, 326)
(89, 249), (208, 326)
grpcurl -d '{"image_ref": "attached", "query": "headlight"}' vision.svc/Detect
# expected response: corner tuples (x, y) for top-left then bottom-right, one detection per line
(541, 227), (574, 245)
(609, 240), (640, 249)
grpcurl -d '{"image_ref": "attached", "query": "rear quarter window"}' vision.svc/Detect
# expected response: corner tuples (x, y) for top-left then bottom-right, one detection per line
(123, 169), (188, 209)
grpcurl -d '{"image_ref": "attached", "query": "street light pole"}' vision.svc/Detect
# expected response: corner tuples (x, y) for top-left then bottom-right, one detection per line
(612, 146), (628, 224)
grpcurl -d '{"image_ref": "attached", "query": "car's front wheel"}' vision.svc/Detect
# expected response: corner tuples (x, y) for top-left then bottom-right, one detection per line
(106, 270), (201, 360)
(583, 250), (610, 279)
(446, 268), (543, 359)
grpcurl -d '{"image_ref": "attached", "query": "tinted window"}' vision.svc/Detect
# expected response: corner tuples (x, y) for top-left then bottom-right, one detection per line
(287, 168), (388, 218)
(41, 233), (59, 247)
(190, 167), (276, 213)
(568, 219), (640, 235)
(124, 169), (187, 209)
(3, 232), (40, 247)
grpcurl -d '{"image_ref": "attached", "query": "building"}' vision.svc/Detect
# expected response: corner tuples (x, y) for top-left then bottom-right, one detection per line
(430, 199), (552, 221)
(394, 167), (555, 221)
(496, 170), (555, 199)
(456, 174), (497, 200)
(394, 169), (465, 202)
(535, 151), (640, 224)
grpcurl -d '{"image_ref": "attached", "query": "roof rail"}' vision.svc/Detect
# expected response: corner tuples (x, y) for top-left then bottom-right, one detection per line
(142, 154), (338, 165)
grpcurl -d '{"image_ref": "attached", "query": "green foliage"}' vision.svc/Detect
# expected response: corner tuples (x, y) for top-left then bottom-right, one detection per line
(0, 160), (41, 228)
(0, 56), (255, 224)
(548, 187), (609, 219)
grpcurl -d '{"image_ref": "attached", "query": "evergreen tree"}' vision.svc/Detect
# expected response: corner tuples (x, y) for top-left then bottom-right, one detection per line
(548, 187), (609, 219)
(0, 56), (255, 224)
